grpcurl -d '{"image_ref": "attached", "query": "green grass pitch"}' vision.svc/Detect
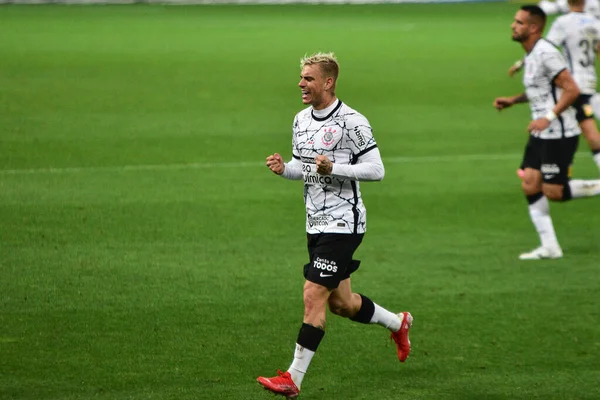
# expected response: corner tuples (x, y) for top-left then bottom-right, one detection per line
(1, 3), (600, 399)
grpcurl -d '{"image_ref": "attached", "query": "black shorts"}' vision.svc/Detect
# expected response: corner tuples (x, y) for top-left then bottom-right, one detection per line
(572, 94), (595, 122)
(521, 135), (579, 184)
(304, 233), (364, 289)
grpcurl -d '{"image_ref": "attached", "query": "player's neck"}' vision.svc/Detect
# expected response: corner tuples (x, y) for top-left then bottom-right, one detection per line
(313, 96), (337, 111)
(570, 6), (584, 12)
(522, 36), (541, 54)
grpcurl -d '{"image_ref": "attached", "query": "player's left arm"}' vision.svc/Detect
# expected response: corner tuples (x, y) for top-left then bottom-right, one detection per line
(314, 117), (384, 181)
(527, 68), (580, 133)
(316, 148), (385, 181)
(552, 69), (580, 114)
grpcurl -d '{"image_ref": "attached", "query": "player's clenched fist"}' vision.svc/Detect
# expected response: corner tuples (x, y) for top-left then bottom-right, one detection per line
(266, 153), (285, 175)
(493, 97), (514, 110)
(315, 155), (333, 175)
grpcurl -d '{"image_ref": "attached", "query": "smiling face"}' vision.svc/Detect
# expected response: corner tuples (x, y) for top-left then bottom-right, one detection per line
(298, 64), (335, 110)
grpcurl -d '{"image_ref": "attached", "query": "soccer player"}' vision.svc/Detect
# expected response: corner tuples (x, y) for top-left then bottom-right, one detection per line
(257, 52), (412, 398)
(509, 0), (600, 175)
(494, 5), (600, 260)
(538, 0), (599, 17)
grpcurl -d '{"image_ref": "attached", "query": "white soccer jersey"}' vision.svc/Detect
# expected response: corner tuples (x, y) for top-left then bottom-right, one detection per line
(547, 12), (600, 95)
(523, 39), (581, 139)
(547, 0), (600, 18)
(291, 100), (377, 234)
(587, 0), (600, 18)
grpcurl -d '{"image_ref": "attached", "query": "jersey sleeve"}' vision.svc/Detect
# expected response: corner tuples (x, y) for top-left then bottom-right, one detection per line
(547, 19), (566, 46)
(345, 114), (377, 160)
(331, 147), (384, 181)
(542, 47), (568, 81)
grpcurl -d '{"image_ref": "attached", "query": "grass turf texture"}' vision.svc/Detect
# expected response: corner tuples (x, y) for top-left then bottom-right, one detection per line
(1, 3), (600, 399)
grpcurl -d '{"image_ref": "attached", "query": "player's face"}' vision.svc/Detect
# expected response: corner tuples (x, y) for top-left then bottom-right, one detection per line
(298, 64), (328, 108)
(511, 10), (530, 42)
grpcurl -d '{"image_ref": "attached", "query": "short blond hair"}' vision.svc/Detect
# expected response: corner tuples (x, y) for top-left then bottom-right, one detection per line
(300, 52), (339, 83)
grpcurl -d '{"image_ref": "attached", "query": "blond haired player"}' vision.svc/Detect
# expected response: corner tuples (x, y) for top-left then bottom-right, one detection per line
(257, 53), (412, 398)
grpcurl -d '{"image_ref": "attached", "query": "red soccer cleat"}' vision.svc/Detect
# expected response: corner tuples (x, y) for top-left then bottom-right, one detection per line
(257, 370), (300, 398)
(391, 312), (413, 362)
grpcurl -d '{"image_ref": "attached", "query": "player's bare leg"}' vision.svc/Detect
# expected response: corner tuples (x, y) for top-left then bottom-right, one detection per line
(257, 281), (329, 397)
(329, 278), (413, 362)
(580, 119), (600, 172)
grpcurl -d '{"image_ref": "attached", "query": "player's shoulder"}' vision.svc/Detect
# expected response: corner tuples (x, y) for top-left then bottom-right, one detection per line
(535, 39), (563, 55)
(337, 102), (371, 127)
(588, 13), (600, 32)
(553, 12), (572, 24)
(551, 13), (569, 27)
(562, 11), (600, 27)
(294, 106), (313, 121)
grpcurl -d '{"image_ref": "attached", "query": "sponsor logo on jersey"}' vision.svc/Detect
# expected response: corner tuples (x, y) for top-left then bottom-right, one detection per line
(541, 163), (560, 174)
(302, 163), (333, 185)
(313, 257), (338, 273)
(308, 215), (330, 227)
(321, 127), (337, 146)
(353, 127), (365, 147)
(304, 173), (333, 185)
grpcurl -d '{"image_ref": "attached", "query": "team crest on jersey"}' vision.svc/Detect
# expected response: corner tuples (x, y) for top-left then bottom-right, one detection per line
(321, 127), (337, 146)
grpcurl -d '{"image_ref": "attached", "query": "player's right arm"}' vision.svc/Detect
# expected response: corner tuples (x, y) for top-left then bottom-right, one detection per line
(266, 115), (304, 180)
(493, 93), (528, 110)
(266, 153), (303, 179)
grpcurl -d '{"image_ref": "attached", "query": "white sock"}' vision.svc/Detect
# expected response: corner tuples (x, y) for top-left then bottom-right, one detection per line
(593, 152), (600, 172)
(370, 303), (401, 332)
(569, 179), (600, 198)
(592, 93), (600, 117)
(288, 344), (315, 389)
(528, 196), (560, 249)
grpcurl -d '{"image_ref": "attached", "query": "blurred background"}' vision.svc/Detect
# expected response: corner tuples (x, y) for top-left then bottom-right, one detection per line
(1, 1), (599, 399)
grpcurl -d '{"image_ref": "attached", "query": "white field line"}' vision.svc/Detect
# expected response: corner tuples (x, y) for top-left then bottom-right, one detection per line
(0, 152), (589, 175)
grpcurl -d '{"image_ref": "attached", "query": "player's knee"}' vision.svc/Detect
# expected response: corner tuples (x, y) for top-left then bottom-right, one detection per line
(303, 283), (328, 314)
(522, 180), (541, 195)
